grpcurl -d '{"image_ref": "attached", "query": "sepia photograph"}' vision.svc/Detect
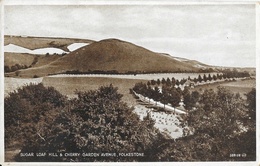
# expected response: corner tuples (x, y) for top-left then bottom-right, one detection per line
(2, 1), (258, 164)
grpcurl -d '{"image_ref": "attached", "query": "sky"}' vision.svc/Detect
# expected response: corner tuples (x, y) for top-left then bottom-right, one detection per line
(4, 4), (256, 67)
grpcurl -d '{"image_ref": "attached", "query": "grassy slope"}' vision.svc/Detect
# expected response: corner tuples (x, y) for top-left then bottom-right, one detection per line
(4, 35), (95, 52)
(33, 54), (62, 67)
(19, 39), (199, 77)
(4, 52), (36, 67)
(193, 78), (256, 99)
(4, 53), (63, 77)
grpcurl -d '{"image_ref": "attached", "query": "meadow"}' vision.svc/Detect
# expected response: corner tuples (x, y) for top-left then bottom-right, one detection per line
(193, 78), (256, 99)
(42, 76), (147, 106)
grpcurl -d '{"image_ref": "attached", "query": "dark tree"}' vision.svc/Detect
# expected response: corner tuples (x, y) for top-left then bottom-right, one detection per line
(152, 86), (161, 105)
(171, 77), (176, 87)
(5, 83), (66, 147)
(161, 85), (170, 108)
(203, 74), (207, 82)
(198, 75), (203, 83)
(213, 74), (217, 81)
(169, 87), (181, 113)
(151, 79), (156, 85)
(193, 77), (198, 83)
(208, 74), (212, 81)
(147, 81), (151, 86)
(176, 79), (180, 86)
(157, 79), (161, 85)
(4, 66), (11, 73)
(161, 78), (166, 85)
(246, 88), (256, 120)
(166, 77), (171, 87)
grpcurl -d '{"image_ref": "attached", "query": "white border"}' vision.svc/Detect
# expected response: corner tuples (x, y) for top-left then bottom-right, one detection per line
(0, 1), (259, 166)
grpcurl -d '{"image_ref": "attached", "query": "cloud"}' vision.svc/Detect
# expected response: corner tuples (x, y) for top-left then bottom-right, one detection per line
(4, 4), (256, 67)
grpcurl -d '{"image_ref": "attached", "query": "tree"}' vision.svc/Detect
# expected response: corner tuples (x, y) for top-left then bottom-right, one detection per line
(147, 81), (151, 87)
(203, 74), (207, 82)
(4, 66), (11, 73)
(152, 86), (161, 106)
(246, 88), (256, 120)
(208, 74), (212, 82)
(213, 74), (217, 81)
(16, 85), (163, 162)
(183, 87), (192, 111)
(146, 86), (153, 103)
(141, 87), (256, 161)
(161, 85), (170, 109)
(161, 78), (166, 85)
(171, 77), (176, 87)
(157, 79), (161, 85)
(190, 91), (200, 106)
(193, 77), (198, 84)
(176, 79), (180, 86)
(169, 87), (181, 113)
(198, 75), (203, 83)
(166, 78), (171, 87)
(133, 82), (147, 95)
(151, 79), (156, 85)
(183, 88), (199, 112)
(5, 83), (66, 147)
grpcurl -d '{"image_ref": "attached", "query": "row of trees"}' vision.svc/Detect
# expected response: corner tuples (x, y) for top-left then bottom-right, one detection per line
(148, 72), (250, 88)
(132, 82), (200, 111)
(4, 56), (39, 73)
(4, 64), (29, 73)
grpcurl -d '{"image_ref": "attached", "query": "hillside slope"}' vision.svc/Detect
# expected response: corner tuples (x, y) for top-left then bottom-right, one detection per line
(4, 35), (94, 52)
(5, 53), (63, 67)
(17, 39), (200, 77)
(4, 53), (36, 67)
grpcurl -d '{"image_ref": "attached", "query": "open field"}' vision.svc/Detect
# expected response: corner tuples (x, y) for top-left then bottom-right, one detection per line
(4, 77), (43, 97)
(42, 76), (147, 106)
(193, 78), (256, 99)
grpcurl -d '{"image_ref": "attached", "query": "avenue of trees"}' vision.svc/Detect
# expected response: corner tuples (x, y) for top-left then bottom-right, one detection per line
(132, 70), (251, 111)
(5, 82), (256, 161)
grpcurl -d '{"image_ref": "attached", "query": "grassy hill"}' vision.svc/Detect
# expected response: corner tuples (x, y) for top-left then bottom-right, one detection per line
(4, 53), (37, 67)
(15, 38), (201, 77)
(5, 53), (62, 68)
(4, 35), (94, 52)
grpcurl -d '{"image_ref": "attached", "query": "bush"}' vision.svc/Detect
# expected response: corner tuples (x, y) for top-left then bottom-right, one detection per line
(14, 84), (163, 162)
(5, 83), (67, 147)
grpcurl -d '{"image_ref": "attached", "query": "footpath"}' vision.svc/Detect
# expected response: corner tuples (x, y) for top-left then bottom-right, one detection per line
(132, 90), (187, 114)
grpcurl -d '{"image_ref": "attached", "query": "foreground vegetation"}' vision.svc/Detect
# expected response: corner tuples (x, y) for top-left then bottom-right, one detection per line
(5, 83), (256, 161)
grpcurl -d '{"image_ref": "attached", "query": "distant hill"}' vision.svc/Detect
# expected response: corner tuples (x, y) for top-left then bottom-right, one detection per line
(4, 35), (94, 52)
(13, 38), (203, 77)
(6, 37), (254, 78)
(164, 55), (211, 69)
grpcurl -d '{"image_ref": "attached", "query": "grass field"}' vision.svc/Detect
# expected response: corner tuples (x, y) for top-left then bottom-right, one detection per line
(4, 77), (43, 97)
(42, 76), (147, 106)
(193, 78), (255, 99)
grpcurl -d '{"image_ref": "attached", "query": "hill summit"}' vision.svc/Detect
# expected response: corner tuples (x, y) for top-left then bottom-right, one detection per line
(13, 38), (200, 77)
